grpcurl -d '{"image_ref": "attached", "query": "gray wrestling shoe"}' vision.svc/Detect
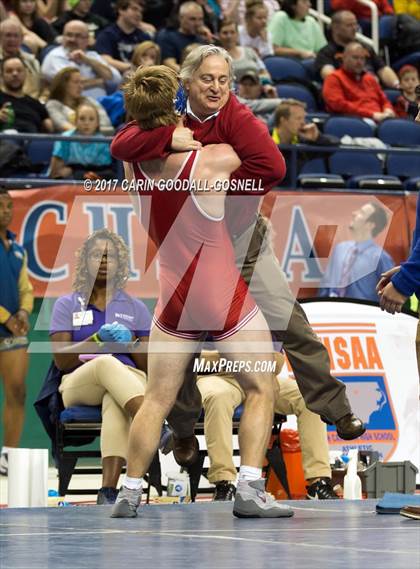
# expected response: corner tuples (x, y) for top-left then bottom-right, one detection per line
(110, 485), (142, 518)
(233, 479), (294, 519)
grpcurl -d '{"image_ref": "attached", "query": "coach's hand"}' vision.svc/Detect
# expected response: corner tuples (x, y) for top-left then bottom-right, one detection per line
(171, 126), (202, 152)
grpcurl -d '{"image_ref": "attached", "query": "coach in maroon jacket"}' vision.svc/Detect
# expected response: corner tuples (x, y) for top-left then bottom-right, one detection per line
(112, 45), (364, 451)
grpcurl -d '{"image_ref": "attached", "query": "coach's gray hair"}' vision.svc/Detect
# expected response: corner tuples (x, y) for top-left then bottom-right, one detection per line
(180, 44), (234, 88)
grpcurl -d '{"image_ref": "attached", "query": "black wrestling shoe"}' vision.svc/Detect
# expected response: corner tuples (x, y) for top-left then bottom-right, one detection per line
(306, 478), (339, 500)
(213, 481), (236, 501)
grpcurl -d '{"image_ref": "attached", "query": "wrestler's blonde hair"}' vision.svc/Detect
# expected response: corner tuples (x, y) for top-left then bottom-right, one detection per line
(123, 65), (179, 130)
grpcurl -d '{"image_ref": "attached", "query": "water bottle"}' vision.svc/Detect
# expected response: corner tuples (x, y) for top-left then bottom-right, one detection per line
(4, 102), (15, 129)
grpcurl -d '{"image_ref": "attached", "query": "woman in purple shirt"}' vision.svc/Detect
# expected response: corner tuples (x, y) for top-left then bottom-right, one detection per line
(49, 228), (152, 505)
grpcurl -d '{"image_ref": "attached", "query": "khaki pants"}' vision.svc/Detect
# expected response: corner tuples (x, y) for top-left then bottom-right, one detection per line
(234, 216), (352, 421)
(59, 355), (146, 460)
(197, 373), (331, 483)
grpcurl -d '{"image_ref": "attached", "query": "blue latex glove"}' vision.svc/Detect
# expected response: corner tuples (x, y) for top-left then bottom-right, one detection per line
(97, 322), (132, 343)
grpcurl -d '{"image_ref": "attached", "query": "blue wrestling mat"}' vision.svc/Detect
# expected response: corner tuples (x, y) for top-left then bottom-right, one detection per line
(0, 500), (418, 569)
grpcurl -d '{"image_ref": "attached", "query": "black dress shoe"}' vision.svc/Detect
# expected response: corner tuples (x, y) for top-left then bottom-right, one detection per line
(213, 481), (236, 501)
(172, 434), (199, 466)
(335, 413), (365, 440)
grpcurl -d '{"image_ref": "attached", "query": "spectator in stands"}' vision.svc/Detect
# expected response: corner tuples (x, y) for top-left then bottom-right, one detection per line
(194, 0), (222, 33)
(238, 1), (274, 59)
(236, 69), (281, 122)
(221, 0), (279, 24)
(0, 187), (34, 478)
(41, 20), (122, 100)
(323, 41), (396, 122)
(319, 202), (394, 301)
(156, 1), (207, 71)
(52, 0), (108, 41)
(394, 0), (420, 19)
(393, 65), (420, 120)
(36, 0), (67, 21)
(330, 0), (394, 22)
(49, 228), (152, 504)
(218, 19), (273, 85)
(46, 67), (113, 134)
(0, 56), (52, 132)
(131, 40), (161, 69)
(8, 0), (57, 56)
(0, 1), (7, 20)
(0, 19), (41, 98)
(268, 0), (327, 59)
(49, 102), (113, 179)
(95, 0), (152, 75)
(197, 348), (338, 501)
(272, 98), (339, 186)
(314, 10), (400, 89)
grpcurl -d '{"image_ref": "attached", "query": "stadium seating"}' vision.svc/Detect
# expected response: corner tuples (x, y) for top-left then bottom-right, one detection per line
(264, 56), (308, 82)
(324, 116), (376, 138)
(377, 119), (420, 146)
(276, 84), (317, 111)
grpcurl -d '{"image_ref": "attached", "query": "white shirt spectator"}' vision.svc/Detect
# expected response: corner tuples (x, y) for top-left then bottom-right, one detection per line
(41, 45), (121, 100)
(238, 24), (274, 58)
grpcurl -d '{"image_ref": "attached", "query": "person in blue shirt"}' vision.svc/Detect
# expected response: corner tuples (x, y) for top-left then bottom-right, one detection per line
(94, 0), (152, 76)
(156, 1), (206, 72)
(49, 102), (113, 180)
(319, 201), (395, 302)
(0, 188), (34, 476)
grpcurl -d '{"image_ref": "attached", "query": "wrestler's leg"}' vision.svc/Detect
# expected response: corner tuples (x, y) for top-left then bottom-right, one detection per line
(216, 310), (293, 518)
(111, 326), (201, 517)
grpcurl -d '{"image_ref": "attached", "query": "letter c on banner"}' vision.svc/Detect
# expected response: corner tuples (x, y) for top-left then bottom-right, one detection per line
(21, 202), (68, 281)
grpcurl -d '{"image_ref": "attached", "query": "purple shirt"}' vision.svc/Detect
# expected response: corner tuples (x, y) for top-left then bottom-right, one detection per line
(49, 290), (151, 368)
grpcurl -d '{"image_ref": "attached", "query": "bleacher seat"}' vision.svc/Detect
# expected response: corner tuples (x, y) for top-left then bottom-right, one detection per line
(324, 116), (375, 138)
(276, 84), (317, 111)
(387, 152), (420, 179)
(377, 119), (420, 146)
(404, 177), (420, 191)
(300, 158), (327, 174)
(383, 89), (400, 105)
(392, 51), (420, 72)
(329, 150), (382, 176)
(297, 173), (346, 189)
(26, 139), (54, 171)
(347, 174), (403, 189)
(264, 56), (307, 82)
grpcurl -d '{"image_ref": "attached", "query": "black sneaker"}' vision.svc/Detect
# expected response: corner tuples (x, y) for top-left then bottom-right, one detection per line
(306, 478), (339, 500)
(213, 481), (236, 501)
(97, 487), (119, 505)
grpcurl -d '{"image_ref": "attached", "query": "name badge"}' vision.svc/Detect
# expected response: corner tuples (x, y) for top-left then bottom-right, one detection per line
(72, 310), (94, 326)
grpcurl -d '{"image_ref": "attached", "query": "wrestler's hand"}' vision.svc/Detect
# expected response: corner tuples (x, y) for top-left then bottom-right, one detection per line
(379, 282), (407, 314)
(376, 265), (400, 294)
(171, 127), (202, 152)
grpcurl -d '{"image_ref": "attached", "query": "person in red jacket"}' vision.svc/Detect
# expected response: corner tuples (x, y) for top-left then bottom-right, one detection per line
(111, 44), (365, 442)
(331, 0), (394, 21)
(323, 41), (396, 122)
